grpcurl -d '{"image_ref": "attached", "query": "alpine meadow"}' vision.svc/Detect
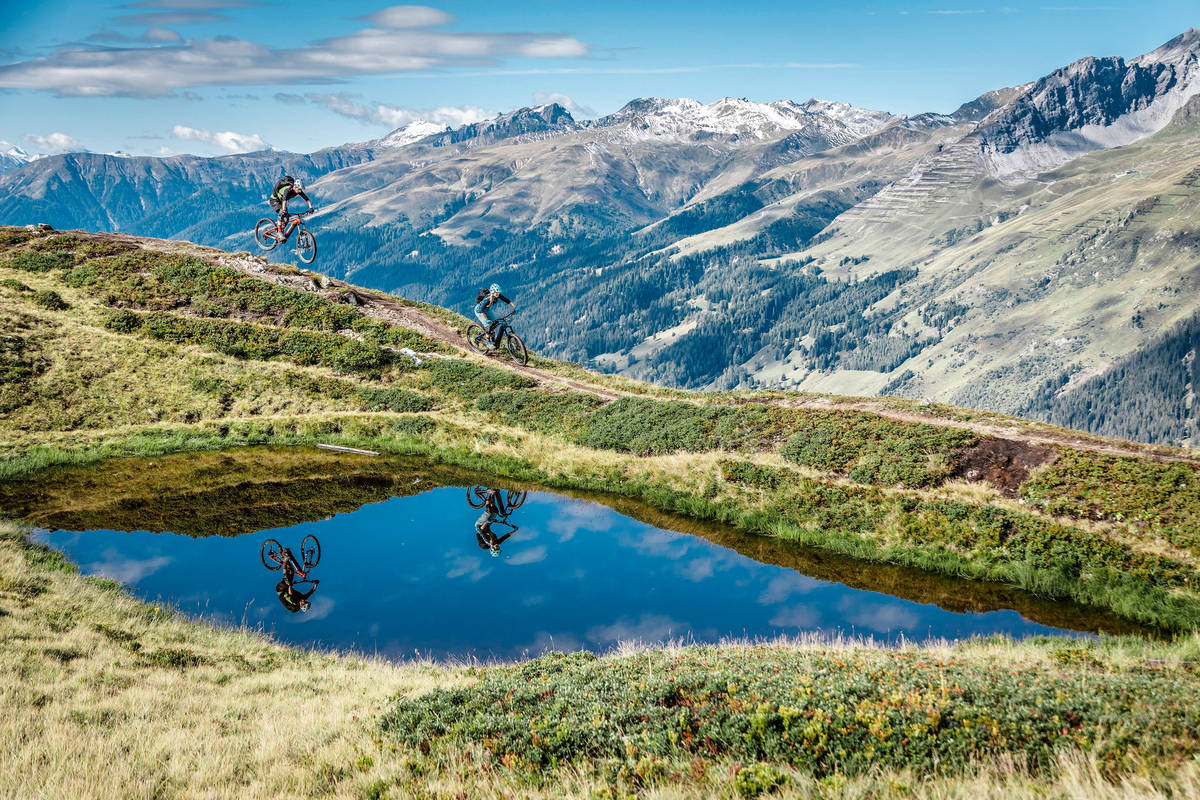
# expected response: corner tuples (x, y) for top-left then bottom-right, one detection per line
(4, 5), (1200, 800)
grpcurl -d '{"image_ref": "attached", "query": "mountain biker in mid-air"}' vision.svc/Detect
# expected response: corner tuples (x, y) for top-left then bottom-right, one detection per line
(474, 284), (517, 348)
(269, 175), (313, 235)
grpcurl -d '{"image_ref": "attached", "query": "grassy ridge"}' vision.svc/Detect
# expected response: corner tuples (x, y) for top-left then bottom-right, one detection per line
(7, 228), (1200, 796)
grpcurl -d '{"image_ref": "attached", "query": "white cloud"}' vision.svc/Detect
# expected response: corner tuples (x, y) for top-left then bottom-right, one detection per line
(360, 5), (454, 28)
(532, 91), (596, 118)
(84, 551), (171, 584)
(23, 132), (84, 153)
(301, 92), (496, 129)
(143, 27), (184, 43)
(172, 124), (267, 152)
(0, 16), (589, 97)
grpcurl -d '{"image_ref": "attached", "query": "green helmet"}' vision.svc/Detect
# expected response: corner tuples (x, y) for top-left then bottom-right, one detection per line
(489, 283), (502, 294)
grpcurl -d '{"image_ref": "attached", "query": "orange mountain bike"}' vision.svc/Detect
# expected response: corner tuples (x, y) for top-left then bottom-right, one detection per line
(254, 209), (317, 264)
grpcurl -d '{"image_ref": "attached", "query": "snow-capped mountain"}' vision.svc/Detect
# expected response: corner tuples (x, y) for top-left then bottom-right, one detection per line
(0, 144), (38, 175)
(977, 28), (1200, 176)
(376, 120), (451, 149)
(593, 96), (896, 143)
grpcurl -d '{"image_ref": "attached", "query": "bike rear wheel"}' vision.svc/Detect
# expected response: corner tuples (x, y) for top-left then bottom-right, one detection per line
(464, 323), (490, 354)
(261, 538), (284, 570)
(505, 332), (528, 366)
(300, 534), (321, 568)
(254, 218), (280, 251)
(504, 489), (528, 511)
(296, 229), (317, 264)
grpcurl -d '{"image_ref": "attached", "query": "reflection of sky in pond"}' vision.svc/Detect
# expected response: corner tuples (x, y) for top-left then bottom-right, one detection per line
(33, 487), (1082, 661)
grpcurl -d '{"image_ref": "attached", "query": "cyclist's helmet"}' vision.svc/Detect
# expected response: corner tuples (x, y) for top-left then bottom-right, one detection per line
(293, 178), (304, 192)
(489, 283), (502, 294)
(299, 600), (311, 612)
(489, 545), (501, 558)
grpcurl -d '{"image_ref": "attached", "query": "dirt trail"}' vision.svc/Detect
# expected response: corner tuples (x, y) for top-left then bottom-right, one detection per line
(78, 230), (1200, 467)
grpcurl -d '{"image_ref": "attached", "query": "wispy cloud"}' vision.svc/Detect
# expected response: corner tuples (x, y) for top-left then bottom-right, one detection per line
(927, 8), (986, 14)
(299, 91), (495, 129)
(172, 124), (267, 152)
(86, 27), (184, 43)
(0, 6), (590, 97)
(118, 11), (231, 26)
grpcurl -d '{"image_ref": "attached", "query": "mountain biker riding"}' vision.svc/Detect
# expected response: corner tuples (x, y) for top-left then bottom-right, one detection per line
(474, 284), (517, 347)
(269, 175), (313, 233)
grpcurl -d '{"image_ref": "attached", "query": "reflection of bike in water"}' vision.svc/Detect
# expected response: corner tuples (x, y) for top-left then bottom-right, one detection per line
(260, 535), (321, 613)
(466, 486), (527, 515)
(470, 487), (521, 557)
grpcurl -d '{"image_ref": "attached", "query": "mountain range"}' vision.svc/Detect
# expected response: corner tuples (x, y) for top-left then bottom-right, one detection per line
(3, 29), (1199, 446)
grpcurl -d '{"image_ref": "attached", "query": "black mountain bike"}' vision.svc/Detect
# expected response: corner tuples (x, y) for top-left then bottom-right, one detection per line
(465, 311), (528, 366)
(254, 209), (317, 264)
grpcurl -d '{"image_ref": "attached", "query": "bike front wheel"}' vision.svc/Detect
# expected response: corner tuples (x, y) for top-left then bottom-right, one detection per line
(295, 229), (317, 264)
(504, 332), (528, 366)
(464, 323), (489, 355)
(254, 218), (280, 251)
(300, 534), (321, 568)
(261, 538), (284, 570)
(504, 489), (528, 511)
(466, 486), (486, 509)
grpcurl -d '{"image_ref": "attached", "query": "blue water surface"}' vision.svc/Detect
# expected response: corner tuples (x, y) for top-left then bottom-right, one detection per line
(33, 486), (1081, 660)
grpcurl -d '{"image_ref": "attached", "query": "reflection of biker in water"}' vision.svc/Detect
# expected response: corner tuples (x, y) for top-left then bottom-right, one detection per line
(276, 548), (319, 613)
(474, 488), (516, 557)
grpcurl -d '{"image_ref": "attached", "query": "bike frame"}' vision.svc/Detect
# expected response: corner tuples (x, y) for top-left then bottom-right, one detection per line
(272, 212), (311, 243)
(269, 548), (311, 581)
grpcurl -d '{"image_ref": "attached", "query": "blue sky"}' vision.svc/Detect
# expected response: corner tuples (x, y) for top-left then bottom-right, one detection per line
(1, 1), (1196, 157)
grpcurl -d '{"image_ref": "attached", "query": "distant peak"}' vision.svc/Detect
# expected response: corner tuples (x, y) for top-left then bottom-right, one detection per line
(1135, 27), (1200, 65)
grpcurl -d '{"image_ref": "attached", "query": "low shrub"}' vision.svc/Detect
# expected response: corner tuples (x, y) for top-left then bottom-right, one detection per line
(0, 278), (30, 292)
(577, 397), (722, 455)
(475, 388), (603, 436)
(380, 647), (1200, 780)
(779, 411), (977, 488)
(1021, 449), (1200, 555)
(427, 359), (535, 399)
(103, 309), (400, 377)
(31, 290), (69, 311)
(66, 251), (446, 353)
(5, 251), (73, 272)
(357, 387), (433, 413)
